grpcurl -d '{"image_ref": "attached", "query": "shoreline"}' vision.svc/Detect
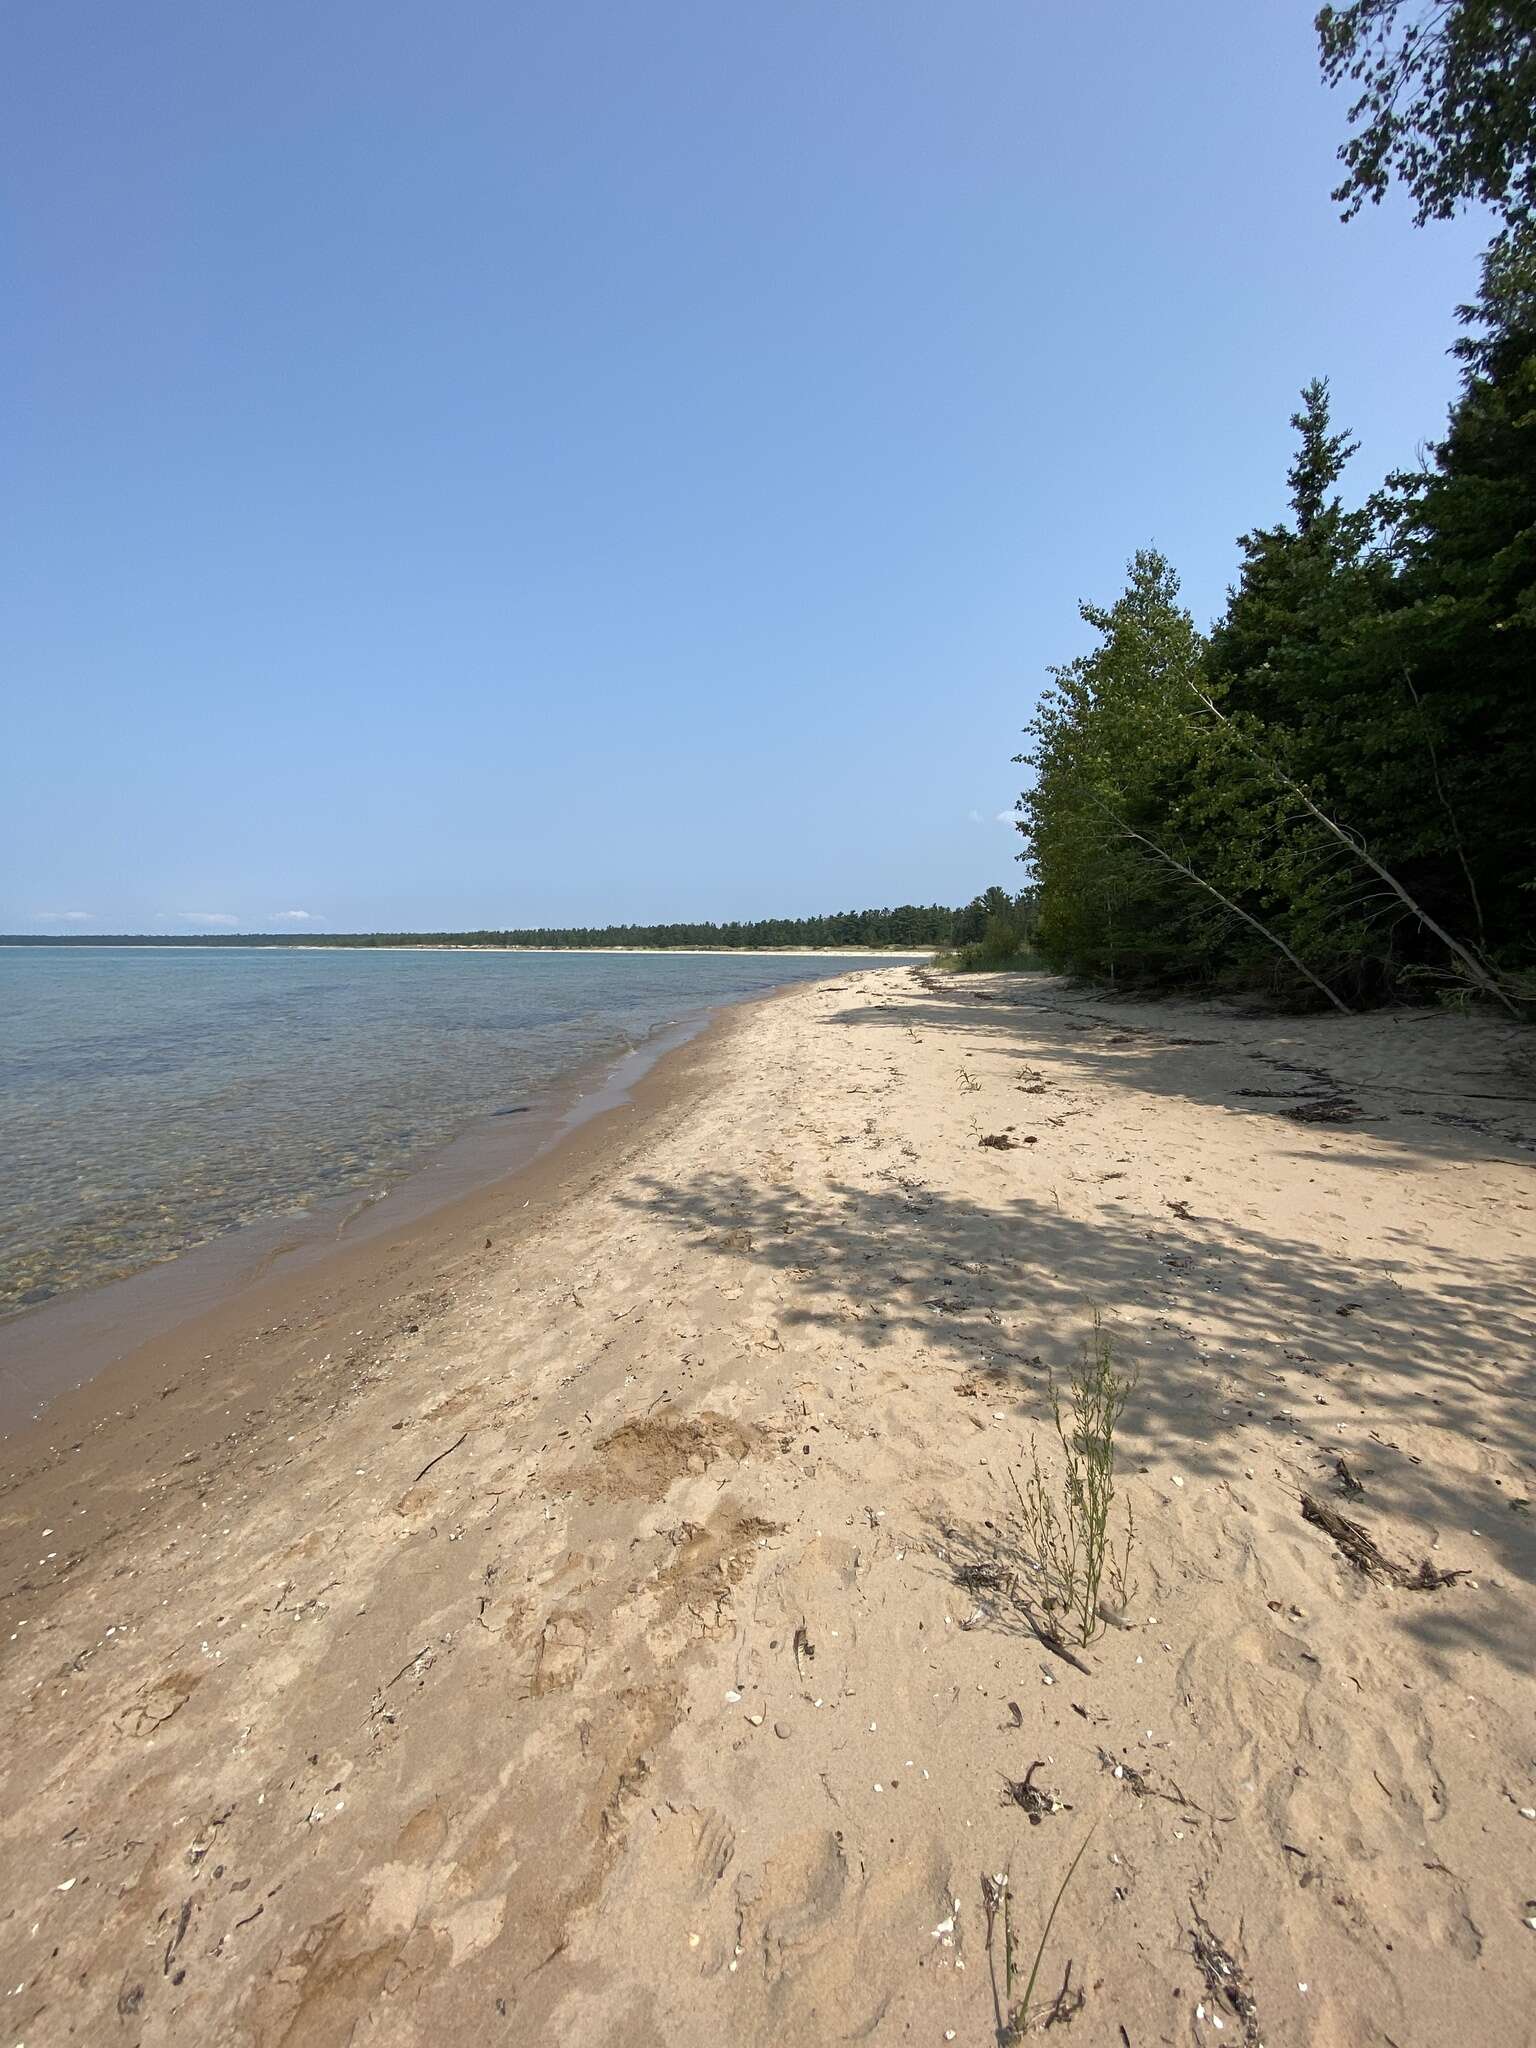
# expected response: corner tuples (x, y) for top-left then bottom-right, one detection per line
(289, 946), (938, 956)
(0, 997), (732, 1438)
(0, 944), (937, 956)
(4, 957), (925, 1429)
(1, 965), (1530, 2045)
(0, 979), (780, 1462)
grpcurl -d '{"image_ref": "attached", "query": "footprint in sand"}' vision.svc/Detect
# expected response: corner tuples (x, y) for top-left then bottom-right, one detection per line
(750, 1532), (863, 1696)
(529, 1610), (590, 1695)
(574, 1409), (758, 1503)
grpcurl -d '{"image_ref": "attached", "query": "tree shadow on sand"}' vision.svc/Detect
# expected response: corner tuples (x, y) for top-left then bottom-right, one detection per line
(619, 1160), (1536, 1679)
(821, 969), (1536, 1175)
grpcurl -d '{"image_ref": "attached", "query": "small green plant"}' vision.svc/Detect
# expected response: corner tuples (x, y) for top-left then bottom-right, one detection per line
(1010, 1313), (1135, 1646)
(957, 1066), (983, 1094)
(990, 1822), (1097, 2039)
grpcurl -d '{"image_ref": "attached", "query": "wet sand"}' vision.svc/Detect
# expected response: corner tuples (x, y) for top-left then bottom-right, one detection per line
(1, 964), (1532, 2046)
(0, 1005), (732, 1433)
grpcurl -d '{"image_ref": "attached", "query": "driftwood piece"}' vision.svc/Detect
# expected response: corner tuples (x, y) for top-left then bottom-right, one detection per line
(1285, 1095), (1362, 1125)
(1300, 1493), (1466, 1589)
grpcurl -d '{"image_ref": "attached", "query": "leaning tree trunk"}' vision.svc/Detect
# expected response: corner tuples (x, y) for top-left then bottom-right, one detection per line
(1087, 796), (1354, 1015)
(1189, 688), (1522, 1020)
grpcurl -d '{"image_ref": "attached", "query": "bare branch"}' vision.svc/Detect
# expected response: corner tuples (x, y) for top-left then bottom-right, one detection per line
(1188, 686), (1521, 1017)
(1087, 794), (1354, 1013)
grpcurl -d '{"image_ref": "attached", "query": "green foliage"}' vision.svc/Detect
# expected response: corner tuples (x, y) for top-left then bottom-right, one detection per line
(1011, 1313), (1136, 1648)
(1017, 285), (1536, 1007)
(1196, 378), (1408, 996)
(1364, 229), (1536, 954)
(1312, 5), (1536, 986)
(1018, 549), (1225, 988)
(961, 916), (1035, 969)
(1318, 0), (1536, 229)
(947, 885), (1040, 969)
(994, 1824), (1099, 2043)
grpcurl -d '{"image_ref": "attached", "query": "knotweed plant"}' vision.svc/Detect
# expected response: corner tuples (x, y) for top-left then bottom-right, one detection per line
(1011, 1312), (1136, 1646)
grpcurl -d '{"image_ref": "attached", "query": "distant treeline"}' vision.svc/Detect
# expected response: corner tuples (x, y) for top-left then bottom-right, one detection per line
(9, 900), (1013, 951)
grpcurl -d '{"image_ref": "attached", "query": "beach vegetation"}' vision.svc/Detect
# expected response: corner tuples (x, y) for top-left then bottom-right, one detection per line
(1008, 7), (1536, 1014)
(1010, 1313), (1136, 1648)
(931, 885), (1042, 971)
(1015, 248), (1536, 1012)
(988, 1823), (1098, 2039)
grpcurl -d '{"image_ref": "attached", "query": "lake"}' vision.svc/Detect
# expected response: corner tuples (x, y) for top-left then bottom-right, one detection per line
(0, 946), (911, 1314)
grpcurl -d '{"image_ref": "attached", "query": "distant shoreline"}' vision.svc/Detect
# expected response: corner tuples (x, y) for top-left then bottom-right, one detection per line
(1, 949), (920, 1339)
(2, 942), (935, 957)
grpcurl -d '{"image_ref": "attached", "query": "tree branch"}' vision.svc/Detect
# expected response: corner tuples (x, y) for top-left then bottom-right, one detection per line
(1086, 795), (1354, 1013)
(1188, 686), (1521, 1017)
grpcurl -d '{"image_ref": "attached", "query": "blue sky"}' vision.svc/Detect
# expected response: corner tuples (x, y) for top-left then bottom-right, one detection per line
(3, 1), (1491, 934)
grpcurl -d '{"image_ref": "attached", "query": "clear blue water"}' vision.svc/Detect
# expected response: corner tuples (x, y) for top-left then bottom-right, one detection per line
(0, 947), (903, 1312)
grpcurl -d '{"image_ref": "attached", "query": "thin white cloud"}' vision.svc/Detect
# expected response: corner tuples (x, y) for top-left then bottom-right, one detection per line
(32, 909), (93, 922)
(967, 808), (985, 824)
(169, 911), (241, 928)
(995, 811), (1020, 826)
(270, 909), (315, 922)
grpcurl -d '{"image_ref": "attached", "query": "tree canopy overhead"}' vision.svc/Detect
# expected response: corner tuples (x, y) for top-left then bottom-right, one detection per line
(1317, 0), (1536, 227)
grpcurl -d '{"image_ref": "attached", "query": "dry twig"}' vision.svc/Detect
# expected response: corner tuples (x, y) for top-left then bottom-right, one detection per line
(1300, 1493), (1465, 1588)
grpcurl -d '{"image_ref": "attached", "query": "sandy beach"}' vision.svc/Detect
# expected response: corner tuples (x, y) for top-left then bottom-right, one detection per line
(1, 963), (1532, 2046)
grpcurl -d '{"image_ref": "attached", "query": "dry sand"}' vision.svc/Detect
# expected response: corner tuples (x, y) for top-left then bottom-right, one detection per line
(1, 964), (1533, 2046)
